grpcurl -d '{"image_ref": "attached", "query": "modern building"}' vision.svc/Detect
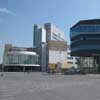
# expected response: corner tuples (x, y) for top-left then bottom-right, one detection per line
(2, 44), (40, 72)
(70, 19), (100, 73)
(33, 25), (46, 48)
(33, 23), (67, 71)
(33, 23), (65, 47)
(44, 23), (65, 42)
(48, 41), (67, 70)
(33, 24), (47, 71)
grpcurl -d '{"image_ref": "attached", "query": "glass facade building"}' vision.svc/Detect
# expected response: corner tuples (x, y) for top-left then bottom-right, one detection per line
(5, 51), (39, 65)
(70, 19), (100, 56)
(70, 19), (100, 73)
(3, 44), (40, 72)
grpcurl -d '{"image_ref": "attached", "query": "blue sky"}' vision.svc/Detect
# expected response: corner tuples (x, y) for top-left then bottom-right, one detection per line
(0, 0), (100, 63)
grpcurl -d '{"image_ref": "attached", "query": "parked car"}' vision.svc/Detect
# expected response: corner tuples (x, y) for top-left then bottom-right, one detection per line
(64, 68), (80, 75)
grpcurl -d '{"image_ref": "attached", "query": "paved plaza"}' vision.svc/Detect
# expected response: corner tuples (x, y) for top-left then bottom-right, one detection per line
(0, 72), (100, 100)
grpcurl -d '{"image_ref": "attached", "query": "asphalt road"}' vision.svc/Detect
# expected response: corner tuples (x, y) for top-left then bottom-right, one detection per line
(0, 72), (100, 100)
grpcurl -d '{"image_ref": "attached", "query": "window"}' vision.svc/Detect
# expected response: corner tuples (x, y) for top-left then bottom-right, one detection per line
(83, 36), (86, 40)
(67, 62), (73, 64)
(67, 57), (73, 60)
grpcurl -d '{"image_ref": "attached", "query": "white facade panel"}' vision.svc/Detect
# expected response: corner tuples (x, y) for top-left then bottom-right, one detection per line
(49, 50), (67, 64)
(41, 28), (46, 43)
(51, 24), (65, 41)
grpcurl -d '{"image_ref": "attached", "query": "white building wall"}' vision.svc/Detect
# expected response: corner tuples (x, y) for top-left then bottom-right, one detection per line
(49, 50), (67, 64)
(41, 28), (46, 43)
(51, 24), (65, 39)
(51, 24), (65, 41)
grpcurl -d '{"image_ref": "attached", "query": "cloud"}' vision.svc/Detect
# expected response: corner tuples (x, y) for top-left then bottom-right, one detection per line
(0, 8), (15, 15)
